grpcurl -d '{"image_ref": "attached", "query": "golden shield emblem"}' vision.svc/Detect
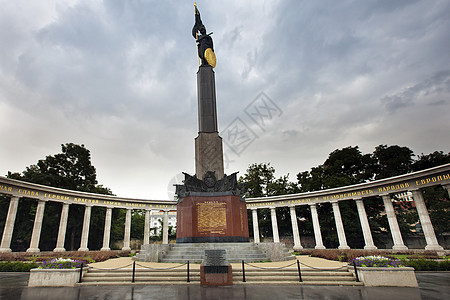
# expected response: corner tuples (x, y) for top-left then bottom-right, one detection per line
(204, 48), (216, 68)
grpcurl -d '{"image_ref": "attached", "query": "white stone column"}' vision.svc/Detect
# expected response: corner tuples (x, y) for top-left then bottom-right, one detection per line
(101, 207), (112, 251)
(78, 205), (92, 251)
(54, 203), (70, 252)
(144, 209), (150, 245)
(122, 208), (132, 251)
(355, 198), (377, 250)
(251, 208), (260, 243)
(27, 200), (46, 253)
(270, 207), (280, 243)
(411, 189), (444, 250)
(381, 194), (408, 250)
(309, 204), (325, 249)
(0, 196), (20, 252)
(331, 201), (350, 249)
(444, 184), (450, 198)
(289, 206), (303, 251)
(162, 210), (169, 245)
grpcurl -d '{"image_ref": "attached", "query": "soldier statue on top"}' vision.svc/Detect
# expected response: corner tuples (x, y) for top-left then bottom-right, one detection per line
(192, 3), (216, 68)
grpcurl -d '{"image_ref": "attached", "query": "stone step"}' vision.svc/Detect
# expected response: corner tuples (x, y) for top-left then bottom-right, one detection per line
(233, 271), (353, 276)
(77, 281), (200, 286)
(232, 275), (356, 281)
(159, 259), (268, 263)
(159, 242), (272, 263)
(163, 254), (268, 259)
(85, 272), (194, 277)
(171, 243), (253, 247)
(80, 267), (359, 286)
(167, 250), (263, 254)
(233, 281), (364, 286)
(83, 276), (199, 282)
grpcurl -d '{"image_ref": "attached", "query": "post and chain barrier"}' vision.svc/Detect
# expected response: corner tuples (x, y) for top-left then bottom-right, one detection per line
(240, 260), (352, 283)
(81, 260), (354, 284)
(84, 261), (190, 283)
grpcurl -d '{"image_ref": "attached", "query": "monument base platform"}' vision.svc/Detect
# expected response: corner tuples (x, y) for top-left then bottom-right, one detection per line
(176, 193), (249, 243)
(200, 263), (233, 286)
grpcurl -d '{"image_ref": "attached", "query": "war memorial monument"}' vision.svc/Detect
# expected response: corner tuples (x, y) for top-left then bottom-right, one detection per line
(0, 2), (449, 289)
(175, 4), (249, 245)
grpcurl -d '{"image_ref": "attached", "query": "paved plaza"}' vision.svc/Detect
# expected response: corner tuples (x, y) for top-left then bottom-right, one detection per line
(0, 270), (448, 300)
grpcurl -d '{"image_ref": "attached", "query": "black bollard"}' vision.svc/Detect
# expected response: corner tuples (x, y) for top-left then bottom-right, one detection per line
(297, 260), (302, 282)
(78, 263), (83, 283)
(353, 260), (359, 282)
(242, 260), (246, 282)
(132, 261), (136, 283)
(187, 261), (190, 282)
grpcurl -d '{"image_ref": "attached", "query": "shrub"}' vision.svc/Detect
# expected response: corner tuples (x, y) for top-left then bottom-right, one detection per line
(0, 261), (38, 272)
(405, 259), (450, 271)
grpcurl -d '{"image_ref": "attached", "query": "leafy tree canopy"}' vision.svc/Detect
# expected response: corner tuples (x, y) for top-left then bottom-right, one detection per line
(372, 145), (415, 180)
(7, 143), (113, 195)
(297, 145), (417, 192)
(239, 163), (297, 197)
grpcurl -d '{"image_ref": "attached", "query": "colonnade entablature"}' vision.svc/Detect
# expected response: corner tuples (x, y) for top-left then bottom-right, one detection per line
(0, 177), (178, 210)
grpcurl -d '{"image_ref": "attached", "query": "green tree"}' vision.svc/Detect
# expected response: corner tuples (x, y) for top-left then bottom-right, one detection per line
(412, 151), (450, 171)
(4, 143), (114, 251)
(323, 146), (374, 186)
(372, 145), (414, 179)
(239, 163), (299, 239)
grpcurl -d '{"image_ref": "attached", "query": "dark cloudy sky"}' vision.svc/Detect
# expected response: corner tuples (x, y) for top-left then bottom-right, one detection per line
(1, 1), (449, 200)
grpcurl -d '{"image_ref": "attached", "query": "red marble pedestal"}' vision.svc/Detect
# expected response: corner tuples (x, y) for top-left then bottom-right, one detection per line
(176, 194), (249, 243)
(200, 263), (233, 286)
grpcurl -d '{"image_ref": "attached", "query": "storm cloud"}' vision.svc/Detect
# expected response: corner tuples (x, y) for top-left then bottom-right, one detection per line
(1, 0), (449, 199)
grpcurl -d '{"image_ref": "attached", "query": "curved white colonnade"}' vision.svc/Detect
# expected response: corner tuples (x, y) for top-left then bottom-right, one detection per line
(1, 164), (449, 252)
(247, 164), (450, 251)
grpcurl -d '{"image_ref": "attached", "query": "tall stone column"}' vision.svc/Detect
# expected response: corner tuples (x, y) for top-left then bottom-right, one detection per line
(309, 204), (325, 249)
(331, 201), (350, 249)
(381, 194), (408, 250)
(289, 206), (303, 250)
(195, 65), (224, 180)
(444, 184), (450, 198)
(251, 208), (260, 243)
(355, 198), (377, 250)
(144, 209), (150, 245)
(101, 207), (112, 251)
(78, 205), (92, 251)
(270, 207), (280, 243)
(54, 203), (70, 252)
(27, 200), (46, 253)
(122, 209), (132, 251)
(411, 189), (444, 250)
(162, 210), (169, 245)
(0, 196), (20, 252)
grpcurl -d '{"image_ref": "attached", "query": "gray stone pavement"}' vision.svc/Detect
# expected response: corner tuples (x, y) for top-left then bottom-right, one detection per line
(0, 272), (448, 300)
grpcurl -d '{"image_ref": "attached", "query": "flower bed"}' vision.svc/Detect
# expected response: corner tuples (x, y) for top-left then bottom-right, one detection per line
(38, 258), (85, 269)
(349, 256), (417, 287)
(28, 258), (88, 287)
(350, 255), (406, 268)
